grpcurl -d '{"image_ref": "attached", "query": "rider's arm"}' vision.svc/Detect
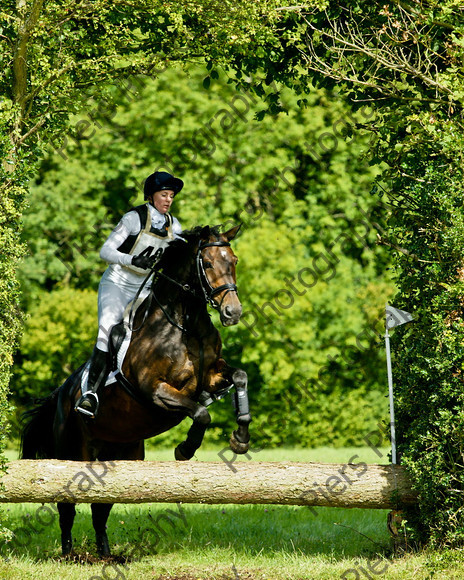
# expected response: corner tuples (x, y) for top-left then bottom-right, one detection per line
(99, 212), (140, 266)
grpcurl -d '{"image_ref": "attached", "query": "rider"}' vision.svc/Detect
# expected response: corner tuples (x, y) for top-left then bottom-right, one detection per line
(75, 170), (184, 417)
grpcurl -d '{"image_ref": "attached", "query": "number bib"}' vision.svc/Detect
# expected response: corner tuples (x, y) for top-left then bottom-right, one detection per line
(123, 209), (174, 275)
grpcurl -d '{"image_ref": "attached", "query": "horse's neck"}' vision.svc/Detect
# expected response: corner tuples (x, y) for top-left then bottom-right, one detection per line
(152, 267), (189, 304)
(183, 295), (213, 332)
(150, 248), (214, 331)
(148, 277), (210, 331)
(169, 292), (210, 330)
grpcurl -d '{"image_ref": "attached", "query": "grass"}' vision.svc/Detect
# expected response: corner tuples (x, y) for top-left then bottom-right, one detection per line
(3, 443), (390, 463)
(1, 446), (463, 579)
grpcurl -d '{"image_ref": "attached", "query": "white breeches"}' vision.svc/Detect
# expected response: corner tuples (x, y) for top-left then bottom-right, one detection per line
(96, 267), (151, 352)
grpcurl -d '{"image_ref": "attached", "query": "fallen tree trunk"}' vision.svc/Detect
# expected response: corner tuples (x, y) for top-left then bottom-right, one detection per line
(0, 460), (417, 508)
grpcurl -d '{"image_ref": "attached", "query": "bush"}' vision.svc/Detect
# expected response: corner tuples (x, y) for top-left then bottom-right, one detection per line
(11, 287), (97, 406)
(392, 158), (464, 546)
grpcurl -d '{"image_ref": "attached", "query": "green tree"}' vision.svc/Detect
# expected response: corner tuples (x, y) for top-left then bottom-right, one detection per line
(13, 287), (96, 402)
(7, 0), (464, 547)
(1, 0), (322, 542)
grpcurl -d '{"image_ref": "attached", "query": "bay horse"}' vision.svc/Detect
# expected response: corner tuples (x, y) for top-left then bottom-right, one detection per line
(20, 224), (251, 557)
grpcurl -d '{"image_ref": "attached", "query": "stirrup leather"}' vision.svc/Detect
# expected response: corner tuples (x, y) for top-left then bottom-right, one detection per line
(75, 392), (100, 418)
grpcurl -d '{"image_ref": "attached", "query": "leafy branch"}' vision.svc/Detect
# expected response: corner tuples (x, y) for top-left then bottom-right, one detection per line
(298, 3), (459, 107)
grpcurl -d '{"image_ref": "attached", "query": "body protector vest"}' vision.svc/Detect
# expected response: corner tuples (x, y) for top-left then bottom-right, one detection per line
(118, 204), (174, 275)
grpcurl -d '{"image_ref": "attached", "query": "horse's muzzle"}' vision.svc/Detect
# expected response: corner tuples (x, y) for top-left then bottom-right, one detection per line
(220, 302), (242, 326)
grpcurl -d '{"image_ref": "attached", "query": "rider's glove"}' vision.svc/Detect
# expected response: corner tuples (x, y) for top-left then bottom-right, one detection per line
(131, 253), (156, 270)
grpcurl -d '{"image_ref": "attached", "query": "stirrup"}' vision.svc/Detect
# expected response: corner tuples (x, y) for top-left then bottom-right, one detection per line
(74, 392), (99, 418)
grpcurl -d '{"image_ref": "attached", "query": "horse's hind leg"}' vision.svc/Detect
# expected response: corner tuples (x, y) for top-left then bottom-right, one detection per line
(91, 504), (113, 557)
(58, 503), (76, 555)
(91, 441), (144, 556)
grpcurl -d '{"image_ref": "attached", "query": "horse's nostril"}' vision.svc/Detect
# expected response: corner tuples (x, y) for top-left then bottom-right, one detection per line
(223, 304), (242, 321)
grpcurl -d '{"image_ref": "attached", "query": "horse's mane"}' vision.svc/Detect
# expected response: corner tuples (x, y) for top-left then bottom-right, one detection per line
(157, 225), (222, 272)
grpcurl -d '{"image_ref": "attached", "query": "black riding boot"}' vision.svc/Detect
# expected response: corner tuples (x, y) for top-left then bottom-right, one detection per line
(75, 347), (108, 418)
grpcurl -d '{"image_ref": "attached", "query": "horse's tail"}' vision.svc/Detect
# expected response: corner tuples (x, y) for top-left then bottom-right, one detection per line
(20, 388), (60, 459)
(20, 364), (85, 459)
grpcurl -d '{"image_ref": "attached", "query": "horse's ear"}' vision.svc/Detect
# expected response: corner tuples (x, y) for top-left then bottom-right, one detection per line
(199, 225), (211, 240)
(223, 224), (242, 241)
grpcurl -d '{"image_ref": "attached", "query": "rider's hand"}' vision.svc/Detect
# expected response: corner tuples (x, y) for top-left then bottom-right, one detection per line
(132, 253), (156, 270)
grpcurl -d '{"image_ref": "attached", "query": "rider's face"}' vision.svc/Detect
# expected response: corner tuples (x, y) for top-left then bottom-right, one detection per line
(151, 189), (175, 214)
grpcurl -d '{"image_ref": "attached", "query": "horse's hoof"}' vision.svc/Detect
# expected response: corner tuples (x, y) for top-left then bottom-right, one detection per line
(174, 445), (190, 461)
(96, 534), (111, 558)
(61, 538), (73, 556)
(229, 431), (249, 454)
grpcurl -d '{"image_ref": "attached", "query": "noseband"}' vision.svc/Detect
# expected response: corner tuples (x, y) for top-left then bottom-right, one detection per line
(196, 241), (238, 310)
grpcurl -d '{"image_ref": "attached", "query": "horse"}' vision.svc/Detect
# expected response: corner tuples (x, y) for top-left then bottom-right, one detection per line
(20, 224), (251, 557)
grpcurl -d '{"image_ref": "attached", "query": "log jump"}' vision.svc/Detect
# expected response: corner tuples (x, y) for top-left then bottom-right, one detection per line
(0, 460), (417, 509)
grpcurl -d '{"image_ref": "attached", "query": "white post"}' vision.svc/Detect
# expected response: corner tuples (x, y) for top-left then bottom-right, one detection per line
(384, 304), (414, 465)
(384, 326), (397, 464)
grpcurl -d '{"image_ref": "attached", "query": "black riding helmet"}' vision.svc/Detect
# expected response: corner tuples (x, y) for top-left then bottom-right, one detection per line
(144, 171), (184, 200)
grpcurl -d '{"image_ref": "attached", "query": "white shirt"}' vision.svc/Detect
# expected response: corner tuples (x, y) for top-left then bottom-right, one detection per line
(99, 204), (182, 287)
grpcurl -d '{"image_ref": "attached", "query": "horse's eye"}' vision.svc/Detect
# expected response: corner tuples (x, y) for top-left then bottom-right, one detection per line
(203, 261), (213, 269)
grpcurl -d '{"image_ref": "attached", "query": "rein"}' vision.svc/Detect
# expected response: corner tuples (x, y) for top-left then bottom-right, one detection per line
(126, 248), (163, 333)
(121, 236), (238, 405)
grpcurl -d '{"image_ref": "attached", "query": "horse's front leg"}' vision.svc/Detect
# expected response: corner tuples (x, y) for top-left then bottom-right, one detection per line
(91, 504), (113, 557)
(175, 419), (210, 461)
(154, 383), (211, 461)
(229, 369), (251, 454)
(58, 503), (76, 556)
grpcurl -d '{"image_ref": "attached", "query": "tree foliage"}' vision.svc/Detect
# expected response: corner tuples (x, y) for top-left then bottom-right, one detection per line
(0, 0), (317, 537)
(3, 0), (464, 547)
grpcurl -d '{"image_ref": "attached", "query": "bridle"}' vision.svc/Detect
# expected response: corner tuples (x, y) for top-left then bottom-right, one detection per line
(196, 240), (238, 310)
(155, 240), (238, 311)
(129, 238), (239, 334)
